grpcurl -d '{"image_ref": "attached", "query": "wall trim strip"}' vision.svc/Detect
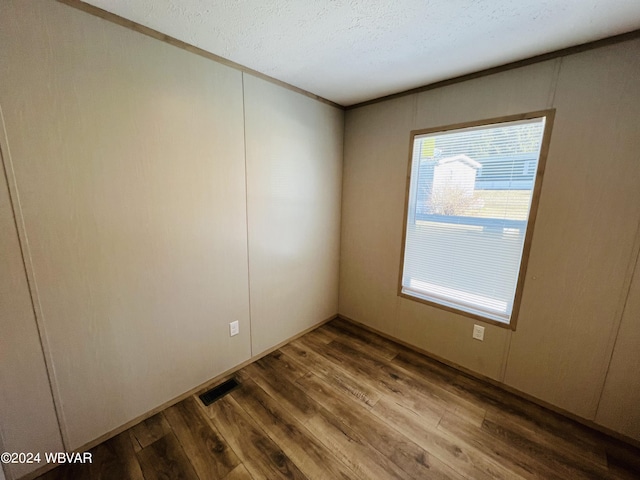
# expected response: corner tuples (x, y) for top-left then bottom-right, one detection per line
(56, 1), (640, 112)
(55, 0), (343, 110)
(346, 29), (640, 110)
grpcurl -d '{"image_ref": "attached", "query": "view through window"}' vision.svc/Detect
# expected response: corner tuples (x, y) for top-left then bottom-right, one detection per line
(399, 111), (554, 327)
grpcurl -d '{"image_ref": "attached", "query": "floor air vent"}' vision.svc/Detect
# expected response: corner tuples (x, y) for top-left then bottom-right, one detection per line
(199, 378), (240, 406)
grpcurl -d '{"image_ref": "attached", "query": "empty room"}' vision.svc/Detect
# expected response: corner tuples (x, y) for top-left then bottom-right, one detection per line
(2, 1), (640, 479)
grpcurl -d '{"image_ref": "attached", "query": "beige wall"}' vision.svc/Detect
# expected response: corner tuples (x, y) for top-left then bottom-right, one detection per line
(0, 1), (342, 475)
(1, 0), (250, 452)
(0, 153), (64, 479)
(244, 74), (343, 355)
(502, 44), (640, 421)
(340, 40), (640, 439)
(596, 248), (640, 440)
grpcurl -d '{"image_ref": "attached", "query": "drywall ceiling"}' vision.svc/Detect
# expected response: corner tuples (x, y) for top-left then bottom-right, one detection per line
(82, 0), (640, 106)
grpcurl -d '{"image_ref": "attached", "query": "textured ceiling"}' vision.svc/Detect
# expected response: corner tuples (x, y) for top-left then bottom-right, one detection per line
(83, 0), (640, 106)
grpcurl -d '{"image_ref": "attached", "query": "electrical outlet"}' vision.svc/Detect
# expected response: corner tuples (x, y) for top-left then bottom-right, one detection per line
(472, 324), (485, 341)
(229, 321), (239, 337)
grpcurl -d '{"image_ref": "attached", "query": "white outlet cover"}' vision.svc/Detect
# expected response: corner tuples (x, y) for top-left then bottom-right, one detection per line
(230, 321), (239, 337)
(472, 324), (485, 341)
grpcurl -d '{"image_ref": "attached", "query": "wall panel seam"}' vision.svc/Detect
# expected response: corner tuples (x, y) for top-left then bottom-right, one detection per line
(0, 104), (69, 450)
(547, 57), (563, 108)
(501, 58), (562, 384)
(593, 217), (640, 418)
(241, 72), (254, 358)
(498, 331), (513, 383)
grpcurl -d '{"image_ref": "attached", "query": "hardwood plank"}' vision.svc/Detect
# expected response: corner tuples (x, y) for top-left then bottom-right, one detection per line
(203, 394), (308, 480)
(323, 318), (400, 361)
(242, 360), (411, 479)
(481, 417), (611, 480)
(280, 341), (382, 408)
(437, 410), (568, 480)
(292, 336), (387, 397)
(300, 410), (409, 480)
(255, 350), (309, 383)
(329, 318), (402, 352)
(605, 454), (640, 480)
(223, 464), (254, 480)
(239, 362), (321, 421)
(231, 377), (360, 480)
(484, 407), (608, 468)
(370, 396), (519, 480)
(304, 326), (338, 344)
(88, 431), (146, 480)
(604, 440), (640, 478)
(296, 371), (465, 480)
(443, 403), (487, 429)
(35, 465), (92, 480)
(136, 432), (199, 480)
(391, 347), (466, 388)
(129, 412), (172, 452)
(453, 373), (606, 450)
(394, 346), (603, 453)
(31, 466), (67, 480)
(34, 456), (93, 480)
(326, 335), (452, 403)
(320, 323), (398, 361)
(165, 396), (240, 479)
(298, 335), (448, 424)
(35, 431), (143, 480)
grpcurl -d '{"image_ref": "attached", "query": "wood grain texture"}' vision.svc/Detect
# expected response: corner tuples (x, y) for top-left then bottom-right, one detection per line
(242, 358), (410, 479)
(36, 319), (640, 480)
(36, 431), (145, 480)
(296, 371), (464, 480)
(164, 397), (240, 479)
(203, 396), (307, 480)
(230, 378), (356, 480)
(323, 317), (399, 360)
(369, 397), (515, 480)
(281, 340), (382, 409)
(137, 433), (199, 480)
(222, 465), (254, 480)
(128, 413), (172, 452)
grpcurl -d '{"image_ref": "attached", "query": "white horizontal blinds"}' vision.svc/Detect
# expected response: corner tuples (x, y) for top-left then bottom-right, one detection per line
(402, 117), (546, 323)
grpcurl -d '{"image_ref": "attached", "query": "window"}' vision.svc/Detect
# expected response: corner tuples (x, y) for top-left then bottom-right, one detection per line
(399, 110), (554, 328)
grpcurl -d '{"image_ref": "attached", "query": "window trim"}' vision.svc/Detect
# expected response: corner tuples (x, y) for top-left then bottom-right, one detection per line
(397, 109), (556, 330)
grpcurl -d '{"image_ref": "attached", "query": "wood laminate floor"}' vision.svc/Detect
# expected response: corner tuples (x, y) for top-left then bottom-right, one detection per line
(37, 318), (640, 480)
